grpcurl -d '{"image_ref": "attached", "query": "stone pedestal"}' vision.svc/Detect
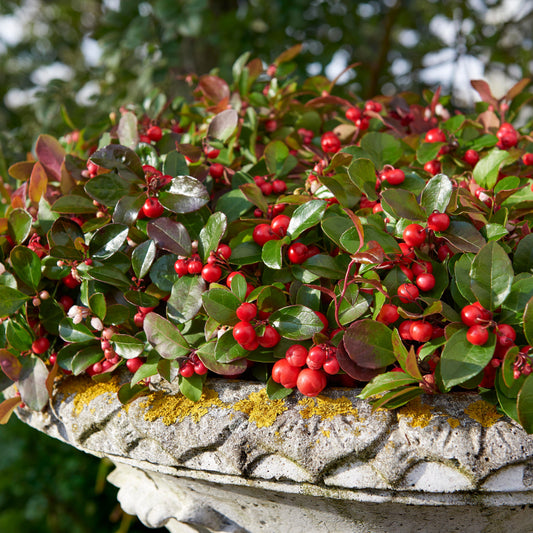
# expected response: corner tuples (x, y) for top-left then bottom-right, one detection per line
(13, 371), (533, 533)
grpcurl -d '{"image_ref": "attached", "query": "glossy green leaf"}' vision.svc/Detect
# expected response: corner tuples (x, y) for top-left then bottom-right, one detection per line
(269, 305), (323, 340)
(343, 319), (395, 369)
(416, 141), (444, 164)
(167, 276), (206, 323)
(303, 253), (346, 279)
(196, 341), (248, 375)
(320, 173), (360, 208)
(360, 131), (402, 167)
(10, 246), (41, 289)
(51, 194), (99, 214)
(159, 175), (209, 213)
(84, 171), (134, 207)
(132, 239), (157, 280)
(88, 224), (128, 259)
(524, 295), (533, 346)
(214, 330), (248, 362)
(198, 212), (227, 262)
(453, 253), (476, 303)
(87, 293), (106, 321)
(118, 382), (149, 404)
(471, 241), (514, 311)
(440, 329), (496, 388)
(513, 234), (533, 274)
(358, 371), (419, 399)
(88, 266), (131, 290)
(440, 221), (486, 253)
(287, 200), (327, 240)
(0, 286), (30, 318)
(347, 158), (378, 201)
(179, 373), (206, 402)
(8, 208), (32, 244)
(202, 287), (240, 325)
(239, 183), (269, 214)
(6, 320), (33, 351)
(131, 351), (160, 384)
(473, 148), (514, 189)
(112, 334), (145, 359)
(262, 236), (287, 270)
(266, 377), (293, 400)
(71, 345), (103, 375)
(265, 140), (295, 177)
(420, 174), (453, 215)
(163, 151), (189, 177)
(112, 193), (146, 226)
(124, 290), (159, 308)
(18, 355), (50, 410)
(518, 373), (533, 434)
(147, 218), (192, 256)
(230, 272), (247, 301)
(143, 312), (190, 359)
(229, 241), (262, 265)
(90, 144), (145, 180)
(392, 329), (422, 379)
(59, 318), (96, 343)
(381, 189), (426, 221)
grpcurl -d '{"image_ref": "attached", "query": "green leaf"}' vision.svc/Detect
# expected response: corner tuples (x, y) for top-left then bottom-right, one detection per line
(143, 312), (190, 359)
(420, 174), (453, 215)
(524, 295), (533, 346)
(10, 246), (41, 289)
(347, 158), (378, 201)
(104, 305), (132, 326)
(230, 272), (247, 301)
(0, 286), (30, 318)
(342, 319), (395, 369)
(124, 290), (160, 308)
(257, 285), (287, 314)
(179, 373), (206, 402)
(207, 109), (239, 142)
(440, 221), (486, 253)
(266, 377), (293, 399)
(370, 386), (424, 410)
(358, 372), (419, 399)
(167, 276), (206, 323)
(71, 345), (103, 375)
(132, 240), (157, 280)
(118, 382), (149, 404)
(18, 355), (50, 410)
(88, 224), (128, 260)
(320, 173), (361, 208)
(391, 329), (422, 379)
(287, 200), (327, 240)
(58, 318), (96, 343)
(202, 287), (240, 325)
(89, 293), (106, 320)
(147, 218), (192, 256)
(473, 148), (514, 189)
(6, 320), (33, 351)
(360, 132), (402, 167)
(51, 194), (99, 214)
(518, 373), (533, 433)
(163, 151), (189, 177)
(198, 212), (227, 262)
(416, 141), (443, 164)
(196, 341), (248, 375)
(159, 175), (209, 213)
(48, 217), (84, 250)
(214, 330), (247, 362)
(84, 171), (135, 207)
(262, 236), (287, 270)
(229, 242), (262, 265)
(150, 254), (178, 292)
(265, 140), (295, 177)
(381, 189), (426, 221)
(303, 253), (346, 279)
(112, 334), (145, 359)
(239, 183), (269, 214)
(440, 329), (496, 388)
(470, 241), (514, 310)
(131, 351), (160, 384)
(453, 253), (477, 303)
(269, 305), (323, 340)
(117, 112), (139, 149)
(8, 208), (32, 244)
(112, 194), (146, 226)
(90, 144), (144, 180)
(88, 266), (131, 290)
(514, 234), (533, 274)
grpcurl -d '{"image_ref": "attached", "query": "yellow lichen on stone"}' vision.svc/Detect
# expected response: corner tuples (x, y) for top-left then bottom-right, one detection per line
(464, 399), (503, 427)
(233, 389), (287, 428)
(447, 417), (460, 428)
(142, 388), (225, 426)
(56, 375), (121, 416)
(321, 429), (331, 438)
(298, 396), (358, 421)
(397, 397), (433, 428)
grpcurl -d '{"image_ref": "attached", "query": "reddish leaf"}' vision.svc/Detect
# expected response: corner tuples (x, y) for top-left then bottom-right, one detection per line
(8, 161), (35, 181)
(0, 349), (22, 381)
(35, 134), (65, 181)
(274, 43), (303, 65)
(305, 95), (353, 108)
(60, 160), (77, 194)
(45, 362), (59, 398)
(11, 183), (27, 208)
(198, 75), (230, 103)
(0, 397), (21, 425)
(477, 110), (500, 131)
(337, 341), (384, 381)
(246, 57), (263, 81)
(429, 86), (442, 114)
(504, 78), (531, 102)
(471, 80), (498, 106)
(29, 161), (48, 204)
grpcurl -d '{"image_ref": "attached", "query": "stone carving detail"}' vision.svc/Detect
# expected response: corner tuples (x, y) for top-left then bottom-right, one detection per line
(13, 370), (533, 532)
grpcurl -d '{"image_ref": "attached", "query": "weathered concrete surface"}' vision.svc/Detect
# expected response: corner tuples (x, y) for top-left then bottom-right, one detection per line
(13, 370), (533, 532)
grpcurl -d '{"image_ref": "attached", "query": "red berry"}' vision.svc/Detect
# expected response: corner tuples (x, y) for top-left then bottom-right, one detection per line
(32, 337), (50, 354)
(321, 131), (341, 153)
(285, 345), (308, 367)
(399, 243), (416, 264)
(424, 159), (441, 175)
(126, 357), (144, 373)
(260, 182), (273, 196)
(142, 197), (164, 218)
(409, 322), (433, 343)
(296, 368), (327, 397)
(463, 149), (480, 166)
(217, 243), (232, 259)
(495, 324), (516, 348)
(272, 359), (300, 389)
(306, 345), (327, 370)
(376, 304), (399, 325)
(427, 212), (450, 232)
(58, 295), (74, 311)
(355, 117), (369, 130)
(397, 283), (419, 303)
(205, 147), (220, 159)
(146, 125), (162, 142)
(272, 179), (287, 194)
(265, 119), (277, 133)
(425, 128), (446, 143)
(194, 360), (208, 375)
(253, 223), (278, 247)
(415, 272), (436, 292)
(271, 215), (290, 237)
(133, 312), (145, 328)
(253, 175), (266, 186)
(187, 259), (203, 275)
(201, 264), (222, 283)
(232, 321), (257, 347)
(398, 264), (414, 282)
(411, 261), (433, 277)
(180, 361), (195, 378)
(174, 259), (189, 277)
(467, 325), (489, 346)
(226, 272), (246, 289)
(323, 355), (340, 375)
(399, 320), (415, 340)
(345, 107), (361, 122)
(209, 163), (225, 180)
(287, 242), (308, 264)
(522, 153), (533, 166)
(63, 273), (80, 289)
(257, 325), (280, 348)
(461, 304), (485, 326)
(364, 100), (382, 113)
(437, 244), (452, 261)
(402, 224), (426, 248)
(383, 168), (405, 185)
(236, 302), (257, 322)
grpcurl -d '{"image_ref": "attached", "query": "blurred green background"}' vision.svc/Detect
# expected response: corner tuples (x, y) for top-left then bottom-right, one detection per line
(1, 1), (532, 531)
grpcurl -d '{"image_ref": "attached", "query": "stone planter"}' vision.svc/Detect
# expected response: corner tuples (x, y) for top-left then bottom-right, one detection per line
(13, 370), (533, 533)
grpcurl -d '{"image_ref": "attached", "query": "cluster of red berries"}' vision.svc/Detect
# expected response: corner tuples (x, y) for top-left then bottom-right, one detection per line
(139, 125), (163, 144)
(253, 175), (287, 196)
(232, 302), (281, 351)
(378, 166), (405, 186)
(253, 203), (286, 219)
(272, 343), (340, 397)
(345, 100), (383, 131)
(178, 353), (208, 378)
(174, 244), (232, 284)
(496, 122), (518, 149)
